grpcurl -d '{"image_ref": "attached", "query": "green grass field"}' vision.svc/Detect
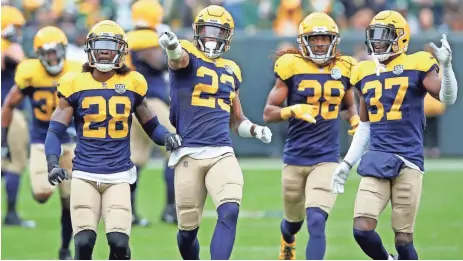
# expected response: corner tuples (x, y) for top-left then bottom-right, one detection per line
(2, 159), (463, 260)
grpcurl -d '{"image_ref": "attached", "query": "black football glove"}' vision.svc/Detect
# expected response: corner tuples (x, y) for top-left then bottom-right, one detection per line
(165, 133), (182, 152)
(47, 154), (68, 186)
(1, 127), (11, 161)
(48, 165), (69, 186)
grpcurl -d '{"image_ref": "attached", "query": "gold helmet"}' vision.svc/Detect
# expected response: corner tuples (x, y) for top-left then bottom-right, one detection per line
(34, 26), (68, 75)
(131, 0), (164, 29)
(366, 10), (410, 62)
(297, 12), (340, 65)
(1, 6), (26, 43)
(193, 5), (235, 59)
(84, 20), (128, 72)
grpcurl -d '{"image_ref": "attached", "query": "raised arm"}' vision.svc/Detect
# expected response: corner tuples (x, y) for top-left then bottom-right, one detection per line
(134, 98), (181, 151)
(231, 90), (272, 144)
(425, 34), (458, 104)
(158, 32), (190, 70)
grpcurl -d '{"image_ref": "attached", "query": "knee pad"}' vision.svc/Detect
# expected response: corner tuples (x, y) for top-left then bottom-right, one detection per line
(217, 202), (239, 226)
(177, 228), (199, 245)
(306, 207), (327, 237)
(107, 232), (130, 260)
(74, 230), (97, 259)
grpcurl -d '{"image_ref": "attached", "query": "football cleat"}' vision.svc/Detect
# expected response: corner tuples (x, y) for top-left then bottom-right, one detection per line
(279, 236), (296, 260)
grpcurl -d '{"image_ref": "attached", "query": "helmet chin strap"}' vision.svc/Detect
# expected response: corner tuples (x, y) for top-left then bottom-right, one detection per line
(372, 54), (387, 76)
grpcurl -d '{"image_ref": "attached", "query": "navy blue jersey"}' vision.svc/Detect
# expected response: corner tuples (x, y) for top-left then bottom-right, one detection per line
(275, 54), (357, 166)
(15, 59), (81, 143)
(352, 51), (439, 174)
(57, 71), (147, 174)
(127, 29), (169, 101)
(168, 40), (241, 148)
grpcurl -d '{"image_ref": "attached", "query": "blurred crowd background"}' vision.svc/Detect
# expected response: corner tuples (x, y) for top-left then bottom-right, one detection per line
(2, 0), (461, 158)
(2, 0), (463, 58)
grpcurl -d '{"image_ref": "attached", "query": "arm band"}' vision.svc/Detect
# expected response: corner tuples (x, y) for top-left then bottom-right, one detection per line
(142, 117), (169, 146)
(237, 120), (254, 138)
(439, 64), (458, 105)
(344, 121), (370, 167)
(167, 42), (182, 61)
(45, 121), (67, 170)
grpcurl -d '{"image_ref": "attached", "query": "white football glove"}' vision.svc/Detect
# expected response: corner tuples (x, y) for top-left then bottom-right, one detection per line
(330, 161), (351, 194)
(254, 125), (272, 144)
(430, 34), (452, 67)
(158, 31), (180, 51)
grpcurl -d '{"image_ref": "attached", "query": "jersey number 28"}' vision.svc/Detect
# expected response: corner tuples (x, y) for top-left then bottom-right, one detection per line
(82, 96), (131, 139)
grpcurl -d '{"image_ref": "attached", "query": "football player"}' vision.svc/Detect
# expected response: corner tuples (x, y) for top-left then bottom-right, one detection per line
(43, 20), (181, 260)
(127, 0), (177, 226)
(331, 10), (458, 260)
(0, 5), (32, 227)
(263, 12), (359, 260)
(158, 5), (272, 260)
(1, 26), (81, 259)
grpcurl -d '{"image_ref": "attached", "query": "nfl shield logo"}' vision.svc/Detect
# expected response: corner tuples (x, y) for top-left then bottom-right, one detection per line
(393, 65), (403, 75)
(330, 68), (341, 80)
(115, 84), (126, 94)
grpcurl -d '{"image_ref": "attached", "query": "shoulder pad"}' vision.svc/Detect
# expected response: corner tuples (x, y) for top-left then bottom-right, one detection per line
(57, 72), (78, 98)
(409, 51), (439, 72)
(274, 54), (297, 81)
(15, 59), (41, 89)
(128, 71), (148, 97)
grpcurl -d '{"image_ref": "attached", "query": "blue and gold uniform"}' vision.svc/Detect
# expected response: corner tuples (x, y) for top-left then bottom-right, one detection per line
(16, 59), (81, 143)
(352, 51), (438, 174)
(275, 54), (356, 166)
(169, 40), (241, 148)
(57, 71), (148, 174)
(127, 30), (168, 101)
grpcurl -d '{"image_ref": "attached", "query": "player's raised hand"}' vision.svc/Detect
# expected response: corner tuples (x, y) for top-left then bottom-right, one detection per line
(430, 34), (452, 67)
(330, 161), (351, 194)
(254, 125), (272, 144)
(165, 133), (182, 152)
(48, 166), (68, 186)
(159, 31), (180, 51)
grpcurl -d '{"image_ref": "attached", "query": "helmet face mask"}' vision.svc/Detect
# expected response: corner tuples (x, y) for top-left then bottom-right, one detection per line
(193, 22), (233, 59)
(85, 36), (127, 72)
(299, 32), (339, 65)
(365, 11), (410, 62)
(37, 43), (66, 75)
(366, 24), (404, 61)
